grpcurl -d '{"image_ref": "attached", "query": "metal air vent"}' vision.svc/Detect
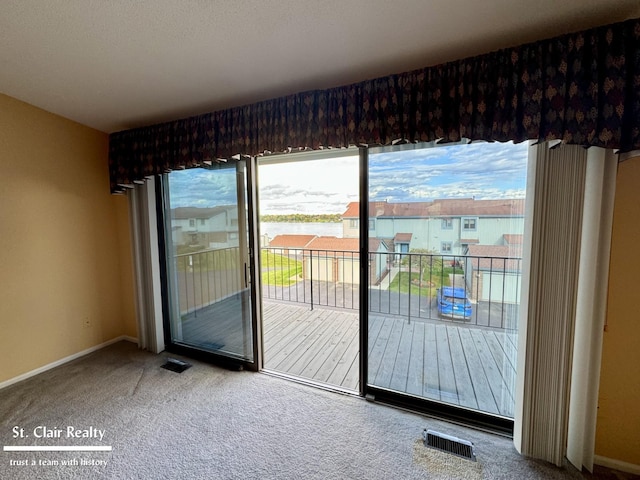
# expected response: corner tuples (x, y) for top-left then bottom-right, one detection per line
(423, 429), (477, 462)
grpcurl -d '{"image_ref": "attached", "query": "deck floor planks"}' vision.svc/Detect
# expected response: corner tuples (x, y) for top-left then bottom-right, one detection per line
(259, 302), (518, 416)
(405, 321), (425, 397)
(263, 305), (318, 354)
(264, 309), (331, 368)
(274, 310), (343, 374)
(484, 330), (517, 399)
(325, 323), (360, 386)
(294, 313), (354, 379)
(341, 350), (360, 391)
(314, 314), (358, 383)
(423, 323), (441, 401)
(367, 317), (396, 385)
(262, 303), (300, 335)
(469, 328), (514, 417)
(373, 318), (405, 389)
(446, 325), (478, 411)
(388, 320), (415, 393)
(367, 316), (384, 355)
(457, 327), (499, 415)
(434, 324), (459, 404)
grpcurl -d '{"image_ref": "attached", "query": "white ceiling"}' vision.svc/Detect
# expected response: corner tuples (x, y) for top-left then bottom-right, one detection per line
(2, 0), (639, 134)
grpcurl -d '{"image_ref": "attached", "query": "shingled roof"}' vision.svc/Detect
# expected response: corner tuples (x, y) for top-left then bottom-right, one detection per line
(172, 206), (234, 220)
(268, 234), (317, 248)
(467, 244), (523, 272)
(342, 199), (525, 218)
(503, 234), (524, 245)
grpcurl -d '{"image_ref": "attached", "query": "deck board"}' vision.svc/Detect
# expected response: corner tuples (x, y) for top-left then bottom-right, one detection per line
(373, 317), (405, 388)
(292, 312), (351, 378)
(324, 325), (359, 386)
(405, 322), (424, 397)
(434, 324), (459, 404)
(367, 316), (395, 385)
(388, 321), (414, 392)
(179, 299), (520, 418)
(458, 327), (499, 415)
(469, 329), (514, 417)
(447, 326), (478, 410)
(423, 323), (441, 401)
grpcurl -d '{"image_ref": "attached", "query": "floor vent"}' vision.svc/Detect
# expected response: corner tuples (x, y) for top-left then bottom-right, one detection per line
(423, 429), (477, 462)
(161, 358), (192, 373)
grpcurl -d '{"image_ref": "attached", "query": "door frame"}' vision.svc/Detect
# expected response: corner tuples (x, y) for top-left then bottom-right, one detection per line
(156, 159), (262, 371)
(360, 143), (514, 435)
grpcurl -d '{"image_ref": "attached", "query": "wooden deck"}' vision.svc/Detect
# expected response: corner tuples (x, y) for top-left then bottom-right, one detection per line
(263, 301), (517, 417)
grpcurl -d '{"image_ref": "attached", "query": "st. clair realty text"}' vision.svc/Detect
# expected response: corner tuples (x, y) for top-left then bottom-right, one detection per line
(12, 426), (105, 441)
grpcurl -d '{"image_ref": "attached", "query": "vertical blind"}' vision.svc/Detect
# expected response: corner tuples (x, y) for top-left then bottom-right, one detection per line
(567, 148), (617, 472)
(516, 144), (587, 466)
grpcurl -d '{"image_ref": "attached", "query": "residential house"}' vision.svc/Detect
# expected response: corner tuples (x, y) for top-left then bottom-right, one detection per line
(343, 199), (525, 256)
(171, 206), (239, 248)
(267, 235), (389, 285)
(267, 234), (318, 254)
(464, 244), (523, 304)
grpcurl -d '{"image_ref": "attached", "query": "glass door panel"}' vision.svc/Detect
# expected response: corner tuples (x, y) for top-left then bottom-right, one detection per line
(258, 150), (360, 390)
(164, 161), (254, 362)
(366, 141), (528, 419)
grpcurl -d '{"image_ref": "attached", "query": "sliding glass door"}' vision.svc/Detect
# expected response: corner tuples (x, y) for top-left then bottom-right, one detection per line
(258, 150), (360, 391)
(162, 161), (255, 362)
(155, 143), (528, 431)
(366, 141), (528, 425)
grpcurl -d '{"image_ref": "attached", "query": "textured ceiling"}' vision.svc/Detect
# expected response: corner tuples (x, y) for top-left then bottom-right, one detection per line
(1, 0), (639, 133)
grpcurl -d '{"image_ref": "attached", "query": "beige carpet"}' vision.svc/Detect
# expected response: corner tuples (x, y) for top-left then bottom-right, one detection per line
(413, 439), (483, 479)
(0, 341), (635, 479)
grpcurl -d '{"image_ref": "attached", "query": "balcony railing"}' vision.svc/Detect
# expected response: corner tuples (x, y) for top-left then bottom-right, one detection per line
(172, 247), (522, 330)
(173, 246), (242, 316)
(262, 248), (522, 330)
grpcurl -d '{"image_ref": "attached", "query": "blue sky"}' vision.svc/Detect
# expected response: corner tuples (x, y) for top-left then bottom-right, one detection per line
(168, 141), (529, 214)
(369, 141), (528, 204)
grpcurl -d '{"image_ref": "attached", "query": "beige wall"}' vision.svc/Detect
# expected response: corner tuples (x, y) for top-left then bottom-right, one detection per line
(595, 155), (640, 466)
(0, 94), (136, 384)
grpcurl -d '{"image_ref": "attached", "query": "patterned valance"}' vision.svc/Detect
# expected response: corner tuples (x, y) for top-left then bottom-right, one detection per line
(109, 18), (640, 193)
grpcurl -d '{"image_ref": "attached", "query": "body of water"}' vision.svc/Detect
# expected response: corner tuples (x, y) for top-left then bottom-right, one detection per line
(260, 222), (343, 240)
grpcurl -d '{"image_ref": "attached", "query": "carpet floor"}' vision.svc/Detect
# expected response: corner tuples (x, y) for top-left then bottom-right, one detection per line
(0, 341), (636, 479)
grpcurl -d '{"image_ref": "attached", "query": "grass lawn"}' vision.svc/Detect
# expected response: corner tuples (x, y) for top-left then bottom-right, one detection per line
(388, 266), (463, 297)
(261, 251), (302, 286)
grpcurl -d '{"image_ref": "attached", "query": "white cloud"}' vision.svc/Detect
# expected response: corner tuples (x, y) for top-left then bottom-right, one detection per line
(258, 156), (359, 214)
(166, 142), (529, 213)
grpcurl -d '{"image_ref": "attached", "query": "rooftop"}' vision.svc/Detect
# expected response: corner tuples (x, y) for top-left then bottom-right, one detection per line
(343, 199), (525, 218)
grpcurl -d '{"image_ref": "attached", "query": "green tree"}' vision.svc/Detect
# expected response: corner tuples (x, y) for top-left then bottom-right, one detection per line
(401, 249), (443, 285)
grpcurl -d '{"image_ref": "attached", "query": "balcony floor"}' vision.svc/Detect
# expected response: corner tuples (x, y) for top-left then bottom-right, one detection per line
(263, 301), (517, 417)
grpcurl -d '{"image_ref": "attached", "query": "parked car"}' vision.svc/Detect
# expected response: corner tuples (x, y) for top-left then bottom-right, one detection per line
(436, 286), (472, 320)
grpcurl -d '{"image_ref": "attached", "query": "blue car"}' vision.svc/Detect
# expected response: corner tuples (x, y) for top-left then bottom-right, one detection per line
(436, 287), (472, 320)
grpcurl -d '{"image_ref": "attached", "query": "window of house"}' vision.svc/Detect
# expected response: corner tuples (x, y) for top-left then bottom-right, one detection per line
(369, 219), (375, 230)
(350, 219), (359, 228)
(442, 218), (453, 229)
(441, 241), (452, 253)
(463, 218), (477, 230)
(189, 219), (195, 227)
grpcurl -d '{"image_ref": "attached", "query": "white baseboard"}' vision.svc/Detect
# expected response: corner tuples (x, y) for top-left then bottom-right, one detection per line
(0, 335), (139, 391)
(594, 455), (640, 475)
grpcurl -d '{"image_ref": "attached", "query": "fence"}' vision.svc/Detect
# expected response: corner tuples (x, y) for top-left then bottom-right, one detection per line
(261, 248), (522, 330)
(173, 246), (242, 316)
